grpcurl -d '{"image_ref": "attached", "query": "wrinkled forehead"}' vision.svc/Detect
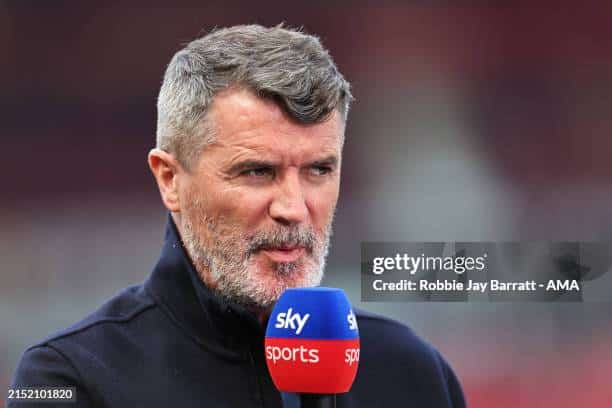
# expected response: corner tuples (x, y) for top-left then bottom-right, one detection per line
(205, 88), (345, 161)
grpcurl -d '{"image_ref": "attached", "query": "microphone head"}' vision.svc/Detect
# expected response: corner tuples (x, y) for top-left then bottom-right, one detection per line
(265, 287), (360, 394)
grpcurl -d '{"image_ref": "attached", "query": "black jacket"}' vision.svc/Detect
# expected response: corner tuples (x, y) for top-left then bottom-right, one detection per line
(10, 216), (466, 407)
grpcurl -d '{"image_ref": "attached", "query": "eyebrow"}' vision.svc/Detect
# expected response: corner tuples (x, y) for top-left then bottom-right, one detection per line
(226, 160), (278, 174)
(307, 155), (339, 168)
(226, 155), (339, 174)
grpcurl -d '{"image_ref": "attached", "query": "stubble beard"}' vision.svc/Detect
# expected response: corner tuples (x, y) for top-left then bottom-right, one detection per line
(180, 196), (333, 310)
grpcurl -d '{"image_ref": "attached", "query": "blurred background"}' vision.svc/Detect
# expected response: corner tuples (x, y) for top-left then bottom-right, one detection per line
(2, 1), (612, 406)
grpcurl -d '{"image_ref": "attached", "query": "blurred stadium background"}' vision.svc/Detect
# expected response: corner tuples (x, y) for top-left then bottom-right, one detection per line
(2, 1), (612, 406)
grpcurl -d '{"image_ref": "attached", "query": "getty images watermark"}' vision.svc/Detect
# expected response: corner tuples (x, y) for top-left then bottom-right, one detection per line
(361, 242), (612, 302)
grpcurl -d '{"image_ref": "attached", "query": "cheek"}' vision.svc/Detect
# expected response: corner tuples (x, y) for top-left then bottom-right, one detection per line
(216, 186), (271, 225)
(306, 183), (339, 227)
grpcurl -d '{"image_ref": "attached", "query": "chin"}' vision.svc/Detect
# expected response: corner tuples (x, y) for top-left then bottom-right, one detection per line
(250, 264), (317, 294)
(256, 258), (312, 283)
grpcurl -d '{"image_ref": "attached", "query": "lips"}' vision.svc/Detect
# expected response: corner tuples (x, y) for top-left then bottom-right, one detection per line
(259, 246), (306, 263)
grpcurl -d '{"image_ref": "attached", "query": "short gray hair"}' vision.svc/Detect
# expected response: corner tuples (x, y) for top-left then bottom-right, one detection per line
(156, 24), (353, 169)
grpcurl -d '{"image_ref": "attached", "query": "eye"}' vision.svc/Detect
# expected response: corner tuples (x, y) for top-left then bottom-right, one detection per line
(309, 165), (333, 176)
(242, 167), (274, 178)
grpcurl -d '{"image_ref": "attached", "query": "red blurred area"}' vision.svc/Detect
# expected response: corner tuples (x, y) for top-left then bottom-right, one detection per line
(466, 333), (612, 407)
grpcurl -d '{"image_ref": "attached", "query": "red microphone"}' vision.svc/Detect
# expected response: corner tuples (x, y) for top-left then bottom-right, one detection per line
(265, 287), (360, 407)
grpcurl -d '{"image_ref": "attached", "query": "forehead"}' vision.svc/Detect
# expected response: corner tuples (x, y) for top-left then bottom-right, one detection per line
(204, 88), (344, 159)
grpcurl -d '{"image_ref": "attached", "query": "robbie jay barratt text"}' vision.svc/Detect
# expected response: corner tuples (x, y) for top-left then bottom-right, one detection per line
(372, 279), (581, 292)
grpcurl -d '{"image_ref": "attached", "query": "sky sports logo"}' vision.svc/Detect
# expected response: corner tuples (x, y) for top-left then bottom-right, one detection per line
(274, 308), (310, 335)
(265, 289), (360, 394)
(265, 345), (360, 366)
(274, 308), (359, 335)
(266, 308), (360, 365)
(266, 344), (320, 364)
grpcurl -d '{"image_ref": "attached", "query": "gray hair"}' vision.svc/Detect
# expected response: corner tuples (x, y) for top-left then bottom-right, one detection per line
(156, 24), (353, 169)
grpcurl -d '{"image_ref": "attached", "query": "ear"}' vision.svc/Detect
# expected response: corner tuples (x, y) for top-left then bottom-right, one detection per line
(147, 148), (183, 212)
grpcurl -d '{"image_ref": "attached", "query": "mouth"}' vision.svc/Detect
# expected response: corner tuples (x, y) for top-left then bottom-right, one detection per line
(258, 245), (306, 263)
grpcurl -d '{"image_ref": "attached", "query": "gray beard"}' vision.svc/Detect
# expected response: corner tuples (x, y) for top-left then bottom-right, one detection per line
(180, 212), (331, 310)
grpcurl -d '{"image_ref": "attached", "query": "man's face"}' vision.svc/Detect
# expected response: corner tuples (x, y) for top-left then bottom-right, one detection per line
(178, 88), (344, 309)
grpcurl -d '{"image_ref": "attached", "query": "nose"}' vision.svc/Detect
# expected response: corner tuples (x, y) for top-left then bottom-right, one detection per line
(269, 169), (309, 226)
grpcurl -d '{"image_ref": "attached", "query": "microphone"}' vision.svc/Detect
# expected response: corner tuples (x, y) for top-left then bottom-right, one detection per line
(265, 287), (360, 408)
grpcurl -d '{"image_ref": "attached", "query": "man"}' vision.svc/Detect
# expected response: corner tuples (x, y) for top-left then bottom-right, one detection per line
(10, 25), (465, 407)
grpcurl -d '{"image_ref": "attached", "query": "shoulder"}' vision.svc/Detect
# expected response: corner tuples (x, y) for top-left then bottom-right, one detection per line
(12, 284), (157, 380)
(10, 284), (159, 406)
(355, 307), (437, 360)
(353, 308), (465, 407)
(33, 283), (156, 349)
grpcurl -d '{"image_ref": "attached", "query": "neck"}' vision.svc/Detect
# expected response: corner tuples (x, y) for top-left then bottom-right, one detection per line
(253, 306), (273, 328)
(172, 210), (274, 329)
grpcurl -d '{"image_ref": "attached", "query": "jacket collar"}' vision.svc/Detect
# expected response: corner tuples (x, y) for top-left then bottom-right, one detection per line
(144, 213), (264, 360)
